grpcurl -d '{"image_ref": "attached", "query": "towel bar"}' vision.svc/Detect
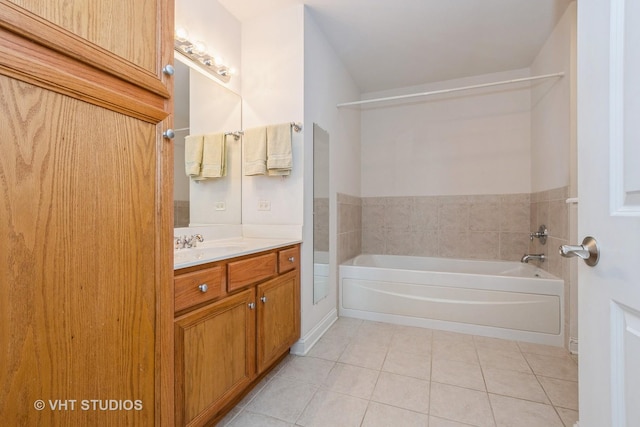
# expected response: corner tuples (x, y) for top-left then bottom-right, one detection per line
(224, 131), (244, 141)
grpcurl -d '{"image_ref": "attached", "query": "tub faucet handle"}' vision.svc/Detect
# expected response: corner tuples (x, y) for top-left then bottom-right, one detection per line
(529, 225), (548, 244)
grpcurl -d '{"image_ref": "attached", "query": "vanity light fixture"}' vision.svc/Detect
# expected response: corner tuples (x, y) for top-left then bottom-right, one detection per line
(174, 27), (235, 83)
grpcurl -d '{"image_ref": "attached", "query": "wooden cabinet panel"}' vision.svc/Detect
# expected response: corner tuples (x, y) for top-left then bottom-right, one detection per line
(227, 252), (277, 292)
(175, 289), (256, 427)
(175, 265), (226, 312)
(257, 271), (301, 373)
(6, 0), (161, 77)
(278, 246), (300, 273)
(0, 1), (172, 120)
(0, 74), (160, 425)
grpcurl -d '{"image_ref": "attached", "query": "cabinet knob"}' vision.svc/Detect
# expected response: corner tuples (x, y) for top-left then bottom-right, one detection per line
(198, 283), (208, 293)
(162, 64), (175, 76)
(288, 257), (295, 262)
(260, 296), (267, 303)
(248, 302), (256, 310)
(163, 129), (175, 139)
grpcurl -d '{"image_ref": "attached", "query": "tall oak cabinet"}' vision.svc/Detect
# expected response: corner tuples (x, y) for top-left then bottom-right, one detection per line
(0, 1), (175, 425)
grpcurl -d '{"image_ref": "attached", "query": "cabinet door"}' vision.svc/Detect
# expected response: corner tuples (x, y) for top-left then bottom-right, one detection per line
(1, 0), (173, 97)
(0, 74), (164, 425)
(175, 289), (256, 427)
(256, 270), (301, 373)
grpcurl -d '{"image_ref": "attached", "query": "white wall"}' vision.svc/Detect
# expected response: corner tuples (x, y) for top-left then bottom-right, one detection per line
(175, 0), (242, 94)
(241, 5), (305, 226)
(360, 69), (532, 197)
(302, 8), (361, 346)
(530, 2), (576, 193)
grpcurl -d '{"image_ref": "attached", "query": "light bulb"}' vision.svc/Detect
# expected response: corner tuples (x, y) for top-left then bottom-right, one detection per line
(193, 40), (207, 56)
(214, 56), (225, 67)
(175, 27), (189, 42)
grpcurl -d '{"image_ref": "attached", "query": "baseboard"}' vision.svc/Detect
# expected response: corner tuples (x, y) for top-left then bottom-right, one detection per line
(290, 309), (338, 356)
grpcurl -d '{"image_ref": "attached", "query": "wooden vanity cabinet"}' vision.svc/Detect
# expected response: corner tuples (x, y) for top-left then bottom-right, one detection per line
(174, 244), (300, 426)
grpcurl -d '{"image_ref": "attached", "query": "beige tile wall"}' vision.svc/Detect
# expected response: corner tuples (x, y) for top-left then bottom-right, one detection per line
(337, 193), (362, 263)
(361, 194), (531, 262)
(529, 186), (569, 277)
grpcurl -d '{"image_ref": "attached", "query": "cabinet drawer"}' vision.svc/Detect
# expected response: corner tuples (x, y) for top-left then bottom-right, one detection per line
(278, 247), (299, 273)
(175, 266), (225, 312)
(227, 253), (277, 292)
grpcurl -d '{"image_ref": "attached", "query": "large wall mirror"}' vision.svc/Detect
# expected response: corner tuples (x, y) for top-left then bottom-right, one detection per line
(173, 53), (242, 227)
(313, 124), (330, 304)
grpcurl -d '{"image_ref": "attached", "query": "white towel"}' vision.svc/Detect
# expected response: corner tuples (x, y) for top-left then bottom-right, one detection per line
(200, 133), (226, 178)
(266, 123), (292, 176)
(243, 126), (267, 176)
(184, 134), (203, 178)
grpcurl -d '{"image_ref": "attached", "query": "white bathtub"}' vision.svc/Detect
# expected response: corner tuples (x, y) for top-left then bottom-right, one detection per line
(339, 254), (564, 346)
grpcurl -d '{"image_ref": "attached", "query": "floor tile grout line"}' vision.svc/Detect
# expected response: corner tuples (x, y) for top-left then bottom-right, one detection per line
(223, 358), (291, 426)
(357, 400), (372, 427)
(474, 337), (499, 426)
(293, 384), (323, 426)
(521, 343), (574, 425)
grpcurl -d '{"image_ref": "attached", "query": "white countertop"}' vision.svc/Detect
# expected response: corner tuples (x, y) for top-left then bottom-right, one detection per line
(174, 236), (301, 270)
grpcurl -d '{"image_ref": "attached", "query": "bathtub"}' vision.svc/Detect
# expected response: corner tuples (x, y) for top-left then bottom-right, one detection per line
(339, 254), (564, 346)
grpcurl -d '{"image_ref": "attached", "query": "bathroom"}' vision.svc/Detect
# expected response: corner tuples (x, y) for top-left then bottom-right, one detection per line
(170, 0), (586, 425)
(4, 0), (638, 425)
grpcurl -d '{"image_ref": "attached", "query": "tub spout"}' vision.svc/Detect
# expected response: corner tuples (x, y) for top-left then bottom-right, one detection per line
(521, 253), (545, 263)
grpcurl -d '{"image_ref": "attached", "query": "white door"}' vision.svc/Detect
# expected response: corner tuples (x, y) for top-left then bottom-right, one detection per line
(577, 0), (640, 426)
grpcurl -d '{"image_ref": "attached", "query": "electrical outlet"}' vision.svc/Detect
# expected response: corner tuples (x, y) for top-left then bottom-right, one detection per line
(258, 200), (271, 211)
(215, 201), (226, 211)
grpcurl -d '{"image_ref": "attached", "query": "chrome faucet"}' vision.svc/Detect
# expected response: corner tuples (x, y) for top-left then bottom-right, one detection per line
(174, 234), (204, 250)
(186, 234), (204, 248)
(521, 253), (545, 263)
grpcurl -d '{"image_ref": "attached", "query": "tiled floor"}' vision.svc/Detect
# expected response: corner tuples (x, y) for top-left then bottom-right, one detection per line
(219, 318), (579, 427)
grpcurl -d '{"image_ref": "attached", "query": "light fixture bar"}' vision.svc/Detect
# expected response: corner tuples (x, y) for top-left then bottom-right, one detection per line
(174, 39), (231, 84)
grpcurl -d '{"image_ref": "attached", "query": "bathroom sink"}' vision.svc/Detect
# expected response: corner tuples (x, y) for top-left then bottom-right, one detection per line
(173, 243), (250, 268)
(197, 239), (247, 250)
(173, 236), (300, 269)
